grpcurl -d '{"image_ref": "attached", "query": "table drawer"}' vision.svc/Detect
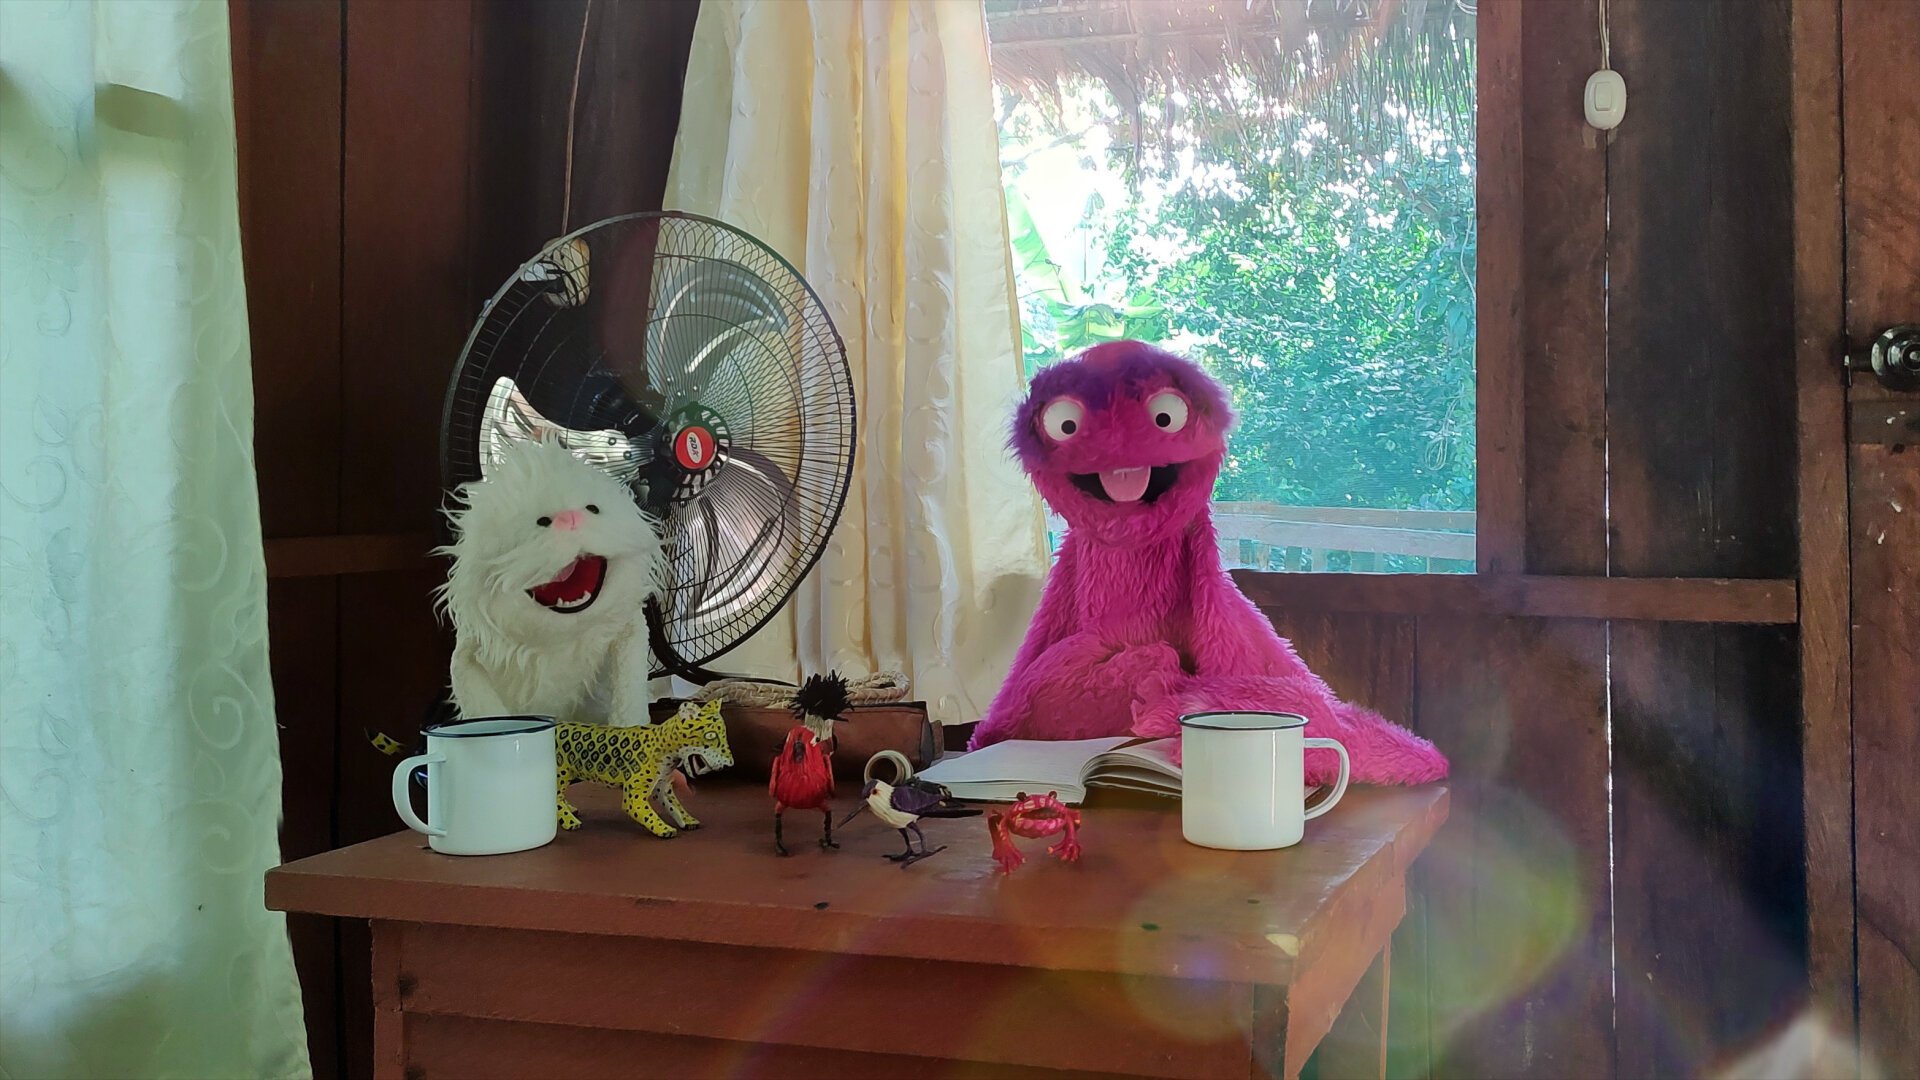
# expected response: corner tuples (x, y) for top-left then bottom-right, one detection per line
(404, 1012), (1110, 1080)
(389, 921), (1263, 1078)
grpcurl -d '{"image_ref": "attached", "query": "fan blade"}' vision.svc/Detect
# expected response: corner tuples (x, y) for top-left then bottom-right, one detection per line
(645, 256), (791, 407)
(663, 447), (804, 633)
(480, 375), (650, 484)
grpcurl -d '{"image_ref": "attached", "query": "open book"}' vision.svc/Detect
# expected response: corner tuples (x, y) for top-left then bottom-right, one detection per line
(915, 737), (1180, 804)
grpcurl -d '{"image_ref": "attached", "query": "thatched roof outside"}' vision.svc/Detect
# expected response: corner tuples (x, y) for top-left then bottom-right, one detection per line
(986, 0), (1476, 158)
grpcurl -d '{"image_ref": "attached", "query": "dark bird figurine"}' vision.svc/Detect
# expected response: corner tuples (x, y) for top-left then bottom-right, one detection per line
(768, 672), (852, 856)
(840, 777), (982, 867)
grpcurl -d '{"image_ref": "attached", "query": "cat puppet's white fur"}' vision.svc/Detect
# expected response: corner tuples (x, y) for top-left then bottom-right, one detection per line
(435, 436), (665, 726)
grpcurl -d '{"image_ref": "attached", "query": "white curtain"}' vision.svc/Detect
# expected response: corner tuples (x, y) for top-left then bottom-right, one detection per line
(665, 0), (1050, 725)
(0, 2), (310, 1077)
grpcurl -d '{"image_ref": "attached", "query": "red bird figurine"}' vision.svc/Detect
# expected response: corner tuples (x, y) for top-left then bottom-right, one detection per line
(769, 673), (851, 855)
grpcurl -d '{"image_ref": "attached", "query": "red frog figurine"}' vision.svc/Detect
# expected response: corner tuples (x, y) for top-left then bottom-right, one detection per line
(768, 673), (850, 855)
(988, 790), (1083, 874)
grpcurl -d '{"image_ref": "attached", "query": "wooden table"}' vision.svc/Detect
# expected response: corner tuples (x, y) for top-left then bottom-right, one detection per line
(268, 781), (1447, 1079)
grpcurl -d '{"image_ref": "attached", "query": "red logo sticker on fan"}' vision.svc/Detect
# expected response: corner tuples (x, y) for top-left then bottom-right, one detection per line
(674, 426), (715, 470)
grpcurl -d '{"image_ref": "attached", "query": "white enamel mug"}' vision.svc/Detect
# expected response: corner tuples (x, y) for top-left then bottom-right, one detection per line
(392, 716), (558, 856)
(1179, 711), (1351, 850)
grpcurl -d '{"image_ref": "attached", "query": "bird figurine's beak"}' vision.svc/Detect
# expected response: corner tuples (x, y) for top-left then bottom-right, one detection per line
(837, 803), (868, 829)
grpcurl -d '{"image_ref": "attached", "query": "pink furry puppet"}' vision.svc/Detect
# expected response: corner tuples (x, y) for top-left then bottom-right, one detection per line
(968, 341), (1447, 787)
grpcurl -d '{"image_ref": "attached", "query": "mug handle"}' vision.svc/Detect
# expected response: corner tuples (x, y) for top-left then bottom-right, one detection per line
(1301, 738), (1351, 821)
(392, 752), (446, 836)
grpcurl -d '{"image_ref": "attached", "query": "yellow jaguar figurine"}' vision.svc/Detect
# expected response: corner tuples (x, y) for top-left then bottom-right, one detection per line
(555, 700), (733, 837)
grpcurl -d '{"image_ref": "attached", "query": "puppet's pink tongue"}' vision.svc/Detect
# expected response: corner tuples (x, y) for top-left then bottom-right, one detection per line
(1100, 467), (1151, 502)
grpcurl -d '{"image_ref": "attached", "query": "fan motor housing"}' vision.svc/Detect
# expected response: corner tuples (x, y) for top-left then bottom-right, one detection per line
(669, 404), (731, 500)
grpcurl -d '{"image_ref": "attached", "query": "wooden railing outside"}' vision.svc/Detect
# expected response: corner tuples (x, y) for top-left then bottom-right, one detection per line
(1046, 502), (1477, 573)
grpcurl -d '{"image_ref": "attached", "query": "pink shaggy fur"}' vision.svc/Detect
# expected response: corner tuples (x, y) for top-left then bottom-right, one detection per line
(970, 341), (1447, 786)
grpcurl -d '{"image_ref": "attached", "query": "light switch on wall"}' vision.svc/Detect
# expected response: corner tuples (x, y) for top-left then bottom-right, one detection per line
(1585, 69), (1627, 131)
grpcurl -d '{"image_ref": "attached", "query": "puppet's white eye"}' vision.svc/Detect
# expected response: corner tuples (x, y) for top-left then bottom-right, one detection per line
(1041, 398), (1086, 441)
(1146, 391), (1190, 433)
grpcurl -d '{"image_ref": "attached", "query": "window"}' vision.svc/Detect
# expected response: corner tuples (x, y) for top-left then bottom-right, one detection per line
(988, 0), (1478, 573)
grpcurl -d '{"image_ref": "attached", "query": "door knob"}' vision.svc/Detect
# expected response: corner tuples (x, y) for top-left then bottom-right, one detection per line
(1847, 324), (1920, 391)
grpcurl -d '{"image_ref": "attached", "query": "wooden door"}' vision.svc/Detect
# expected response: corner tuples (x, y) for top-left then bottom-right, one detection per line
(1839, 0), (1919, 1068)
(1796, 0), (1920, 1071)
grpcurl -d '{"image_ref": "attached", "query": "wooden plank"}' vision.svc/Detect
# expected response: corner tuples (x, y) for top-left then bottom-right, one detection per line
(1519, 0), (1608, 577)
(265, 576), (342, 1080)
(1259, 612), (1417, 732)
(1213, 515), (1475, 562)
(1213, 504), (1478, 531)
(264, 531), (437, 579)
(1473, 0), (1527, 574)
(1253, 613), (1417, 1079)
(341, 0), (475, 535)
(1609, 624), (1806, 1076)
(233, 0), (343, 539)
(338, 567), (455, 1080)
(269, 782), (1449, 987)
(400, 923), (1255, 1078)
(1274, 878), (1405, 1079)
(1602, 0), (1717, 550)
(1607, 0), (1799, 581)
(1235, 572), (1797, 624)
(1842, 0), (1920, 1066)
(1701, 0), (1800, 583)
(1606, 2), (1807, 1071)
(1413, 617), (1613, 1079)
(1383, 856), (1431, 1080)
(335, 569), (454, 847)
(1851, 399), (1920, 445)
(371, 921), (405, 1080)
(565, 0), (703, 226)
(337, 6), (476, 1069)
(1300, 942), (1390, 1080)
(1789, 0), (1856, 1058)
(468, 0), (576, 292)
(1849, 446), (1920, 1075)
(467, 0), (701, 298)
(232, 2), (347, 1072)
(404, 1012), (1107, 1080)
(1841, 0), (1920, 408)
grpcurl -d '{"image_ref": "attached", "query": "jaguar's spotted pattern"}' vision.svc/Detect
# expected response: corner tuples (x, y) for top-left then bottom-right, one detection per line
(555, 700), (732, 837)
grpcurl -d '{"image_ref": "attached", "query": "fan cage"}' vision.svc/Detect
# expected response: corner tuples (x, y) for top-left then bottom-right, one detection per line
(440, 211), (856, 675)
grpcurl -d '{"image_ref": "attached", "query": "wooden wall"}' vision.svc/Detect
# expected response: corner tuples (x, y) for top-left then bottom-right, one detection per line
(235, 0), (1826, 1077)
(1260, 1), (1809, 1075)
(231, 2), (700, 1074)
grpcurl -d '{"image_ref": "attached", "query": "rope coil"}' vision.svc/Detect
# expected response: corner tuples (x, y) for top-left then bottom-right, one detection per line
(691, 671), (911, 710)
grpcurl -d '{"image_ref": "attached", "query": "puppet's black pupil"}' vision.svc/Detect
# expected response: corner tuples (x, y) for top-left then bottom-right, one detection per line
(1156, 413), (1171, 427)
(537, 516), (552, 527)
(586, 504), (600, 514)
(1061, 419), (1076, 434)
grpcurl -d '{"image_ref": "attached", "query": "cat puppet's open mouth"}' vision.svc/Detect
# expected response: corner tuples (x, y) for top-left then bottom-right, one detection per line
(528, 555), (607, 613)
(1070, 464), (1181, 504)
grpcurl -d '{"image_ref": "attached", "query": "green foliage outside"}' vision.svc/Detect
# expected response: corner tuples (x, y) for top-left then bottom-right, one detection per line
(998, 34), (1477, 523)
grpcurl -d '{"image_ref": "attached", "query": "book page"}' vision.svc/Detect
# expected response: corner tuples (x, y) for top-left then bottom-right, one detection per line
(1093, 738), (1180, 779)
(1083, 738), (1181, 797)
(916, 737), (1134, 803)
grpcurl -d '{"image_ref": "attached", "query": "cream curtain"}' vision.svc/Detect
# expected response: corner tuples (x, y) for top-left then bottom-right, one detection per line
(0, 2), (310, 1077)
(665, 0), (1049, 725)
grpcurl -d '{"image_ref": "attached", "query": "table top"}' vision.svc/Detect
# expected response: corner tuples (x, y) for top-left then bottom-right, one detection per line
(269, 780), (1447, 987)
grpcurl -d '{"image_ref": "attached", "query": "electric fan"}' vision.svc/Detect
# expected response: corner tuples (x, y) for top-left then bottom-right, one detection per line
(440, 211), (856, 680)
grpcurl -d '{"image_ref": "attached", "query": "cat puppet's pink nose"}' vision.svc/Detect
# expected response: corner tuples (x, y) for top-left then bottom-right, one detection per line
(549, 509), (585, 532)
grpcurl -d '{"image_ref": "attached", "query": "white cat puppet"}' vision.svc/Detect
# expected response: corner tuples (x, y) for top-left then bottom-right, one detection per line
(435, 435), (665, 726)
